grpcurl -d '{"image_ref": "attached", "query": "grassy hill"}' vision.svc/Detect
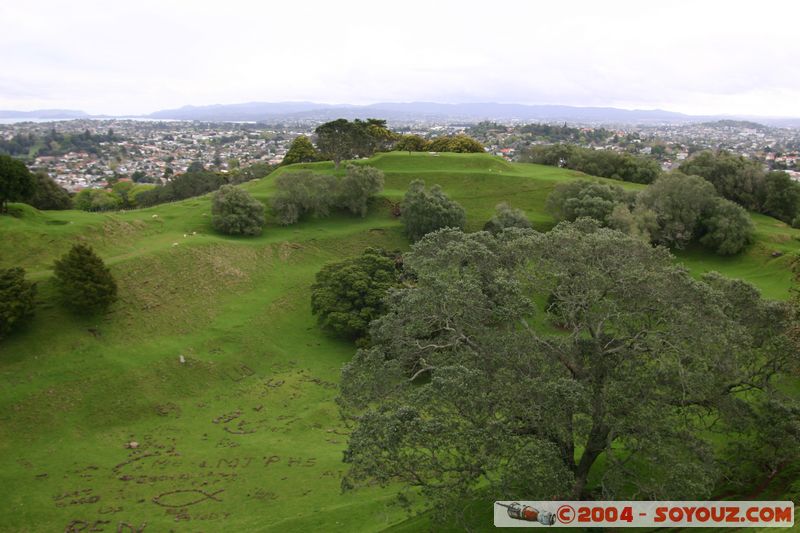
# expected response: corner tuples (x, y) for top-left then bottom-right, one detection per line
(0, 152), (798, 532)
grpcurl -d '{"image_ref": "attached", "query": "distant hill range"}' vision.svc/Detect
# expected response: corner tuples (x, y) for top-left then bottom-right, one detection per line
(147, 101), (703, 124)
(3, 103), (800, 127)
(0, 109), (89, 119)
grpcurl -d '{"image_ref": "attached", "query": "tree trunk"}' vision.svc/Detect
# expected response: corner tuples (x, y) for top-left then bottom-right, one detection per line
(572, 421), (609, 498)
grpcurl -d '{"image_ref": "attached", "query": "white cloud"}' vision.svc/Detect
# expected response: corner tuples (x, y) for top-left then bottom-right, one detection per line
(1, 0), (799, 116)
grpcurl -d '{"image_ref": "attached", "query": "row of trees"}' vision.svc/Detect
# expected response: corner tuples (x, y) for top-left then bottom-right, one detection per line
(281, 121), (486, 169)
(679, 150), (800, 226)
(271, 165), (385, 224)
(394, 133), (484, 154)
(0, 128), (118, 159)
(522, 144), (662, 184)
(546, 173), (755, 254)
(1, 244), (117, 341)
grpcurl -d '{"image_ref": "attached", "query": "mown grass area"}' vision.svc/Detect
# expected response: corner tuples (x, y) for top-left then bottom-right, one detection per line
(0, 152), (798, 532)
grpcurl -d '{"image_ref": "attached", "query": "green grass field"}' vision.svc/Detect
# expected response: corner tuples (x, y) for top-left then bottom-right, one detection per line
(1, 152), (798, 532)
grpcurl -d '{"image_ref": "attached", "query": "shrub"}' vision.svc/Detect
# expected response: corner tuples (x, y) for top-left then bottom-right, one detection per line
(73, 189), (121, 211)
(698, 198), (755, 255)
(0, 267), (36, 339)
(545, 179), (631, 224)
(337, 165), (384, 217)
(394, 134), (427, 152)
(483, 203), (532, 233)
(212, 185), (265, 236)
(270, 171), (338, 225)
(607, 203), (659, 243)
(678, 150), (766, 210)
(270, 166), (384, 224)
(282, 135), (318, 165)
(53, 244), (117, 314)
(311, 248), (399, 340)
(426, 134), (484, 153)
(525, 144), (660, 184)
(401, 180), (466, 241)
(29, 171), (71, 210)
(637, 172), (717, 248)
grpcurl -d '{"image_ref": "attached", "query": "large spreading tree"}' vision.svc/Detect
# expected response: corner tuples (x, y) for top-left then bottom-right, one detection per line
(339, 222), (798, 514)
(315, 119), (394, 168)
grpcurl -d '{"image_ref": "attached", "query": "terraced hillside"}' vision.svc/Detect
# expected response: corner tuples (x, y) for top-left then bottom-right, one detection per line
(1, 152), (798, 532)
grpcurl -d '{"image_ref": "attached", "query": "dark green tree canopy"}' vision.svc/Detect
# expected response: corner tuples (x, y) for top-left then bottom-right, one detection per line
(282, 135), (318, 166)
(545, 179), (632, 225)
(400, 180), (466, 241)
(29, 171), (72, 210)
(53, 244), (118, 314)
(73, 188), (121, 212)
(425, 134), (485, 153)
(524, 144), (661, 184)
(311, 248), (400, 340)
(0, 267), (37, 340)
(211, 184), (265, 236)
(679, 150), (766, 211)
(394, 134), (427, 153)
(637, 171), (717, 248)
(339, 224), (797, 513)
(0, 154), (35, 213)
(763, 171), (800, 223)
(315, 118), (395, 168)
(698, 197), (755, 255)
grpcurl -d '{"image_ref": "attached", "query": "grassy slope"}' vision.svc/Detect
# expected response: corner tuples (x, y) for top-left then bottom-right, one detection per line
(0, 152), (798, 532)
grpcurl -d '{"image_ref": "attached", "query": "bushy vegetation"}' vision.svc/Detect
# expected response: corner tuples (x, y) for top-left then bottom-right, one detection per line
(28, 171), (72, 210)
(394, 133), (485, 154)
(337, 165), (385, 217)
(211, 185), (265, 236)
(483, 202), (532, 233)
(523, 144), (661, 184)
(53, 244), (117, 314)
(425, 134), (485, 153)
(73, 188), (121, 211)
(680, 150), (800, 223)
(698, 197), (756, 255)
(638, 172), (718, 248)
(281, 135), (318, 165)
(0, 267), (36, 340)
(315, 119), (395, 168)
(0, 128), (119, 159)
(136, 167), (225, 207)
(271, 165), (384, 225)
(546, 172), (756, 254)
(311, 248), (400, 341)
(545, 179), (633, 225)
(400, 180), (466, 241)
(0, 154), (35, 213)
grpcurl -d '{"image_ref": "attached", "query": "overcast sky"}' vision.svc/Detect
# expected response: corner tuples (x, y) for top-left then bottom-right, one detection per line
(2, 0), (799, 117)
